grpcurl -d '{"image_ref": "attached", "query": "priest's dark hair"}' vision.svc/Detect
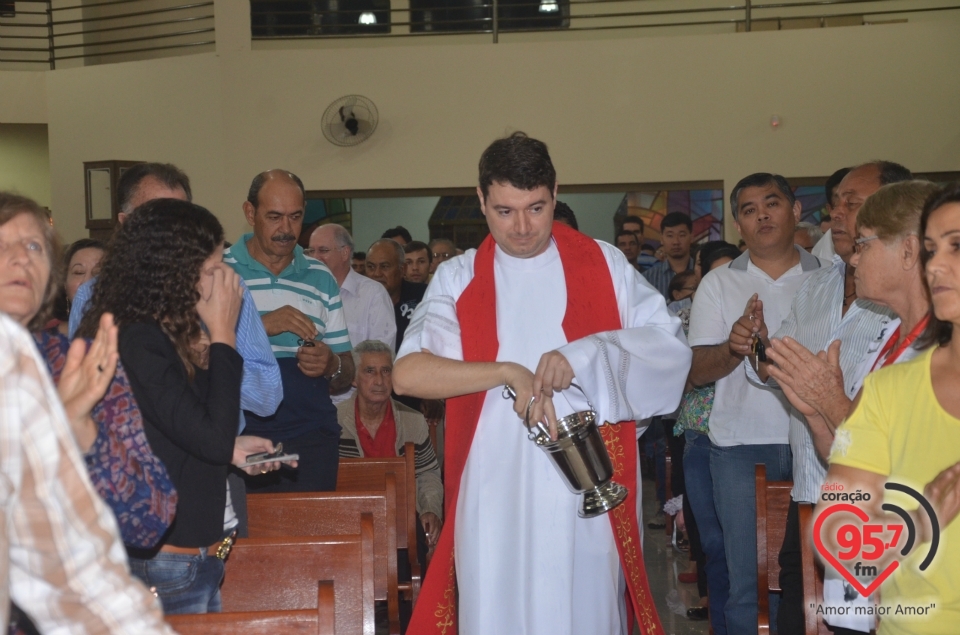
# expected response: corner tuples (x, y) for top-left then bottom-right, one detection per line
(478, 131), (556, 200)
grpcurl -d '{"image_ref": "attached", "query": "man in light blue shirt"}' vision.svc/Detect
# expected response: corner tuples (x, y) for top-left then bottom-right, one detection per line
(68, 163), (282, 424)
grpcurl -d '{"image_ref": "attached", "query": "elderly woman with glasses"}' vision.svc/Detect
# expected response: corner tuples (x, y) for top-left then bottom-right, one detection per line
(763, 180), (940, 440)
(0, 192), (118, 450)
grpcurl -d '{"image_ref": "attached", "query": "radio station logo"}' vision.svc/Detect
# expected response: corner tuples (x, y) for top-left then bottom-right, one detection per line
(814, 482), (940, 597)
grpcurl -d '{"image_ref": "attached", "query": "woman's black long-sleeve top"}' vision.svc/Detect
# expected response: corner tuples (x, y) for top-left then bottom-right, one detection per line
(119, 322), (242, 548)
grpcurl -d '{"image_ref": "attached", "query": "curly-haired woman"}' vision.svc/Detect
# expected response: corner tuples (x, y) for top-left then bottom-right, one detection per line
(78, 198), (245, 615)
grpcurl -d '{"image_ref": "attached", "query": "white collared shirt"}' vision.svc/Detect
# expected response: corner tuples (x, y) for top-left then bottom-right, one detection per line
(688, 247), (822, 447)
(744, 255), (896, 502)
(333, 268), (397, 404)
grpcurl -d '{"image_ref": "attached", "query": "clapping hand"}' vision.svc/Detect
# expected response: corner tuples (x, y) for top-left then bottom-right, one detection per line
(766, 338), (846, 421)
(57, 312), (119, 451)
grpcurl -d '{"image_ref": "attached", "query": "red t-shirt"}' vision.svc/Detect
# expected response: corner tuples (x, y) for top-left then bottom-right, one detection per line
(354, 399), (398, 458)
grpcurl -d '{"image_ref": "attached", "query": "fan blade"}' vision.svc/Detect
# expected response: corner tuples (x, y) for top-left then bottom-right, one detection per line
(355, 119), (375, 137)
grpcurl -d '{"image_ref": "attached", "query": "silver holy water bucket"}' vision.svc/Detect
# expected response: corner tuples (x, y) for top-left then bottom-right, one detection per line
(503, 384), (628, 518)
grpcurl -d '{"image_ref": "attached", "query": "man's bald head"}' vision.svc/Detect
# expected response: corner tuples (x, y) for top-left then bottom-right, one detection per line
(306, 223), (354, 283)
(368, 238), (405, 266)
(365, 239), (406, 301)
(831, 160), (912, 260)
(246, 169), (306, 209)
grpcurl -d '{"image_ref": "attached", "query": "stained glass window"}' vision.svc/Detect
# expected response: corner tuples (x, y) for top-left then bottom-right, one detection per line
(614, 187), (724, 248)
(793, 185), (829, 224)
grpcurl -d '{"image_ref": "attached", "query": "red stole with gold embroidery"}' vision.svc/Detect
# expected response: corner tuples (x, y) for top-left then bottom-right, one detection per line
(407, 221), (664, 635)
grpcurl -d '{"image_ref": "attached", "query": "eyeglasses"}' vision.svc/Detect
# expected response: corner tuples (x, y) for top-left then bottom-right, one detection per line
(853, 235), (879, 254)
(432, 251), (453, 260)
(0, 237), (45, 259)
(303, 246), (335, 257)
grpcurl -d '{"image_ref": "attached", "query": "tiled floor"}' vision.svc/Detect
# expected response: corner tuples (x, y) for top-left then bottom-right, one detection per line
(638, 478), (710, 635)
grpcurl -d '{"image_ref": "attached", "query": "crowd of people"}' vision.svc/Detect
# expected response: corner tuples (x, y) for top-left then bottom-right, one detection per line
(0, 132), (958, 635)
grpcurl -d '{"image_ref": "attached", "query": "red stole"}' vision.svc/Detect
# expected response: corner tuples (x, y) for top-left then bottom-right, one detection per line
(408, 221), (664, 635)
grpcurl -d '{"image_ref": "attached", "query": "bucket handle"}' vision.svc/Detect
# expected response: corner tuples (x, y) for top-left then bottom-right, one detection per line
(501, 382), (593, 441)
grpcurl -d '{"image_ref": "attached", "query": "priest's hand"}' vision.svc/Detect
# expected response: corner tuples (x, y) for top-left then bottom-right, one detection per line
(501, 362), (558, 440)
(533, 350), (574, 398)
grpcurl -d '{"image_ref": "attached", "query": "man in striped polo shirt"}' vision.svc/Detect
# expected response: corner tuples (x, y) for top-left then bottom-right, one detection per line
(226, 169), (355, 492)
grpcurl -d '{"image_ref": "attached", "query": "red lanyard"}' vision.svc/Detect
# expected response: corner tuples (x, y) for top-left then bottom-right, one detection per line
(871, 314), (930, 371)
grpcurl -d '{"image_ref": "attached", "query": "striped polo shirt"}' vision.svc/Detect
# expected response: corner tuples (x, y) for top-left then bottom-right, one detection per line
(224, 234), (351, 358)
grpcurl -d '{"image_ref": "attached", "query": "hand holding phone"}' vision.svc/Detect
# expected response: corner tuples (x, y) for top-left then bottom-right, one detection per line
(233, 436), (299, 473)
(238, 443), (299, 468)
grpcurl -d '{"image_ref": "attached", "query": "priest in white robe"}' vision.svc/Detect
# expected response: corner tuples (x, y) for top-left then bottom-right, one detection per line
(394, 132), (692, 635)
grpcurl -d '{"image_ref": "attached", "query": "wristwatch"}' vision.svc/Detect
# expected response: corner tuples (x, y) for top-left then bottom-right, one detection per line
(328, 353), (343, 382)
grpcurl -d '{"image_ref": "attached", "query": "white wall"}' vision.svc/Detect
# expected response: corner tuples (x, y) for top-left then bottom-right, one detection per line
(1, 13), (957, 244)
(558, 193), (626, 242)
(351, 196), (439, 253)
(0, 124), (50, 208)
(0, 72), (47, 123)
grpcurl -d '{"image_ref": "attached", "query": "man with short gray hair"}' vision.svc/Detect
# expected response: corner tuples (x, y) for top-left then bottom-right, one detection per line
(793, 221), (823, 252)
(337, 339), (443, 549)
(307, 224), (396, 404)
(366, 238), (426, 353)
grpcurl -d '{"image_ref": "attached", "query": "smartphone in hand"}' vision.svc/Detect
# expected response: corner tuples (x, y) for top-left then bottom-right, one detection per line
(238, 443), (299, 468)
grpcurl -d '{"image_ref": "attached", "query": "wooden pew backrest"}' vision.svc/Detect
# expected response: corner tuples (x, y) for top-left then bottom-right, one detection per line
(756, 464), (793, 635)
(247, 480), (400, 633)
(336, 442), (420, 601)
(221, 516), (376, 635)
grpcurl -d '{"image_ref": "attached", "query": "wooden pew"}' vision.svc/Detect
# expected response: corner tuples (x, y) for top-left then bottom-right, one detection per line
(221, 516), (376, 635)
(799, 502), (832, 635)
(336, 442), (421, 603)
(167, 582), (335, 634)
(247, 479), (401, 634)
(756, 464), (793, 635)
